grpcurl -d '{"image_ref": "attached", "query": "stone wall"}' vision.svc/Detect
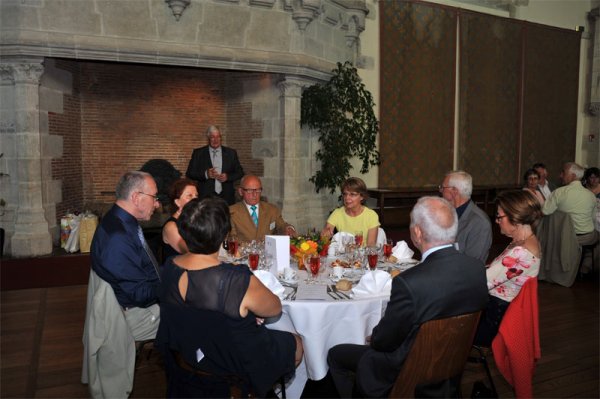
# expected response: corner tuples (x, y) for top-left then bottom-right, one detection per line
(0, 0), (369, 256)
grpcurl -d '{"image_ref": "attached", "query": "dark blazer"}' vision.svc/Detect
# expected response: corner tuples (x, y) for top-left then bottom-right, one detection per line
(185, 145), (244, 205)
(355, 247), (488, 397)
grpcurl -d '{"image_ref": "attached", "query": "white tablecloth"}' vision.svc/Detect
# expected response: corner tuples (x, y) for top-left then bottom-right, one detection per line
(267, 269), (389, 399)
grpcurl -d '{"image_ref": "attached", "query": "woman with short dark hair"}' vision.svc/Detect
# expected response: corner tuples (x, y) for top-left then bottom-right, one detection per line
(161, 178), (198, 259)
(321, 177), (380, 246)
(156, 197), (303, 398)
(522, 168), (545, 205)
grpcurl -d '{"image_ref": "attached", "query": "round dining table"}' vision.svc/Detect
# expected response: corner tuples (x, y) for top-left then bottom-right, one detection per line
(266, 267), (390, 399)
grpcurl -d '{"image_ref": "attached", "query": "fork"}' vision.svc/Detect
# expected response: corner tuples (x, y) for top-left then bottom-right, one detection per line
(326, 285), (339, 300)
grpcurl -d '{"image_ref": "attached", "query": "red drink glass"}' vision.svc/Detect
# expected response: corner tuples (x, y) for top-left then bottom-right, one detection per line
(368, 254), (378, 270)
(354, 234), (363, 246)
(383, 243), (393, 259)
(309, 256), (321, 279)
(248, 253), (259, 270)
(228, 239), (238, 256)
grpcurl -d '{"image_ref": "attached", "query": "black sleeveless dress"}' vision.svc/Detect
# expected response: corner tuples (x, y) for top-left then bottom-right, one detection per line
(161, 216), (180, 261)
(156, 260), (296, 397)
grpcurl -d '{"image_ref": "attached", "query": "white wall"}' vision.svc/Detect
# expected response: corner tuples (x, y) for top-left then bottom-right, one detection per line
(357, 0), (598, 189)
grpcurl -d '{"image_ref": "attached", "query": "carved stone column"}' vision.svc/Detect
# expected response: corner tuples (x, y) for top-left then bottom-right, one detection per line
(5, 59), (53, 257)
(277, 75), (336, 232)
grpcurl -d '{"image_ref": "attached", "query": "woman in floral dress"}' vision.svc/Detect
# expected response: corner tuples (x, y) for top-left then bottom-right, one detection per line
(474, 190), (543, 346)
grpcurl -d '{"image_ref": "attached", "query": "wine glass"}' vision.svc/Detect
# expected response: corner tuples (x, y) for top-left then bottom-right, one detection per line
(354, 231), (364, 246)
(227, 234), (238, 257)
(366, 246), (378, 271)
(304, 254), (321, 283)
(383, 239), (393, 261)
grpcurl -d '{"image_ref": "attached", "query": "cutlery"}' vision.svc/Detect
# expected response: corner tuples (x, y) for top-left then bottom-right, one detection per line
(326, 286), (339, 300)
(331, 285), (350, 299)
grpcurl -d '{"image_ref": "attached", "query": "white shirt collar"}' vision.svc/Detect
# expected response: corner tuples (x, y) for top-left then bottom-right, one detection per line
(421, 244), (453, 261)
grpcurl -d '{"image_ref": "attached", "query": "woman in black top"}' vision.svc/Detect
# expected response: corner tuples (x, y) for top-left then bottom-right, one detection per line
(156, 197), (303, 398)
(161, 178), (198, 260)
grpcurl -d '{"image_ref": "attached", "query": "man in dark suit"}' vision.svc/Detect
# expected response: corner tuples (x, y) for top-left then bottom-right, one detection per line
(229, 175), (297, 242)
(185, 125), (244, 205)
(327, 196), (488, 398)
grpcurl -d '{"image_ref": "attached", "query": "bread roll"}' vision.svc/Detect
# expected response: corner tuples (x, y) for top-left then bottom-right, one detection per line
(390, 269), (401, 278)
(336, 279), (353, 291)
(388, 255), (398, 263)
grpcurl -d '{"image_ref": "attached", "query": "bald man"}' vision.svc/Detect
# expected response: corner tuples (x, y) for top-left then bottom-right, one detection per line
(327, 196), (488, 398)
(229, 175), (297, 241)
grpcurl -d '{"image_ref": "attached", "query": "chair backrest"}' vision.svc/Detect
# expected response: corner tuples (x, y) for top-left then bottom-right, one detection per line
(377, 227), (387, 246)
(389, 311), (482, 398)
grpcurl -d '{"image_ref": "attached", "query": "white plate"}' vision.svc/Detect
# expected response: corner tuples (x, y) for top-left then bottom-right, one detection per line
(329, 272), (361, 283)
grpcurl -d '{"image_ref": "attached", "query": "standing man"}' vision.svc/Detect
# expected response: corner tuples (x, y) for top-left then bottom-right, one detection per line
(186, 125), (244, 205)
(91, 171), (161, 340)
(327, 196), (488, 398)
(533, 162), (556, 200)
(543, 162), (597, 271)
(440, 170), (492, 263)
(229, 175), (297, 242)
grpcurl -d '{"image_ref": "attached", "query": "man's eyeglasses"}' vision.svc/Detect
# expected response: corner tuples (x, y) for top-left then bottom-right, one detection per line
(138, 192), (160, 202)
(495, 214), (507, 222)
(438, 185), (453, 191)
(241, 188), (262, 194)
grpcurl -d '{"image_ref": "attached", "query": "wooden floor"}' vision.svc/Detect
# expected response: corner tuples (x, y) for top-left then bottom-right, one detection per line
(1, 273), (598, 398)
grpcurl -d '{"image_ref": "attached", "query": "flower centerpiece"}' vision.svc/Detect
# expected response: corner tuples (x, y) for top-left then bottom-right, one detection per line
(290, 232), (330, 270)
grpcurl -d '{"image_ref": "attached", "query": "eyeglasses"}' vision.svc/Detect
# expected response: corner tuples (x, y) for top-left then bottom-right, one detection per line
(241, 188), (262, 194)
(138, 192), (160, 202)
(342, 192), (361, 198)
(495, 214), (507, 222)
(438, 185), (453, 191)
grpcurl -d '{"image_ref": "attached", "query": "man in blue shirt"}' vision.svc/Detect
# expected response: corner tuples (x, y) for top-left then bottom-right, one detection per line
(91, 171), (161, 340)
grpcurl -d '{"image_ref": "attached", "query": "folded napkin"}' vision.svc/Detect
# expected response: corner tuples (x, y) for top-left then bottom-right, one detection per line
(327, 232), (355, 256)
(253, 270), (286, 299)
(351, 270), (392, 298)
(392, 240), (414, 262)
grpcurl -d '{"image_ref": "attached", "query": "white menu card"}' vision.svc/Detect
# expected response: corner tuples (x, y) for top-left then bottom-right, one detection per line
(265, 235), (290, 275)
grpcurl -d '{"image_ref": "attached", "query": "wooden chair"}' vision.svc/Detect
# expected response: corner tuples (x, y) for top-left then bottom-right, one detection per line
(388, 311), (482, 398)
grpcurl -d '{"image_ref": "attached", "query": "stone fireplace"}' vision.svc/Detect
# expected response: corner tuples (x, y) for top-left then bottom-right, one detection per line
(0, 0), (372, 257)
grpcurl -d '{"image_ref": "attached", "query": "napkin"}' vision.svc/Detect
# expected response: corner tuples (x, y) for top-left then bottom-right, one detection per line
(391, 240), (414, 261)
(351, 270), (392, 298)
(253, 270), (286, 299)
(327, 232), (355, 256)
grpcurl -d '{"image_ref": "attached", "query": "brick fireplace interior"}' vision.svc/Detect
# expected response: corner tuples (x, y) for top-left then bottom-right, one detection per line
(49, 59), (272, 224)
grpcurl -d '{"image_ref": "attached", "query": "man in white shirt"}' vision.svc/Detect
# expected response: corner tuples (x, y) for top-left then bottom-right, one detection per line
(543, 162), (597, 258)
(533, 162), (556, 200)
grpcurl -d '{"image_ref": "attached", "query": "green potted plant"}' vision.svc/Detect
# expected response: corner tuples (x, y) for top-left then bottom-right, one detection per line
(301, 61), (380, 193)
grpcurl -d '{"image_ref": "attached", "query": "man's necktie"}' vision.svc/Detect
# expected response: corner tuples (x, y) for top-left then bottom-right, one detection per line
(250, 205), (258, 227)
(212, 150), (222, 194)
(137, 225), (161, 281)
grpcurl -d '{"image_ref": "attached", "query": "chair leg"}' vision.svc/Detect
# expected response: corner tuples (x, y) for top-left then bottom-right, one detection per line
(280, 376), (286, 399)
(468, 346), (498, 398)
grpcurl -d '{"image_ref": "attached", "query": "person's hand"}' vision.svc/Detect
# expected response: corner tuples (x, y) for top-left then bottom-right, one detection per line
(217, 173), (228, 182)
(207, 168), (217, 179)
(286, 225), (298, 237)
(255, 317), (265, 326)
(321, 226), (333, 238)
(365, 335), (372, 344)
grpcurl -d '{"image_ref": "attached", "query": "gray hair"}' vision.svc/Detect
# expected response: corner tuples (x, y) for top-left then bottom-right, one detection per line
(565, 162), (584, 180)
(446, 170), (473, 198)
(115, 171), (152, 200)
(206, 125), (221, 138)
(410, 196), (458, 245)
